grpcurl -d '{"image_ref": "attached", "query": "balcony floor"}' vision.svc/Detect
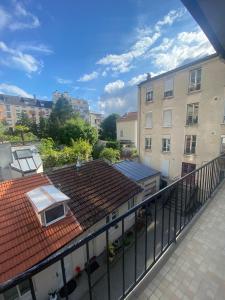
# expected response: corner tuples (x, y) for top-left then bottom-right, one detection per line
(128, 181), (225, 300)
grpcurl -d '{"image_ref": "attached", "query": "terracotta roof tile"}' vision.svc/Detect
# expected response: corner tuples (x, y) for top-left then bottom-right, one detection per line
(0, 160), (141, 284)
(117, 112), (137, 122)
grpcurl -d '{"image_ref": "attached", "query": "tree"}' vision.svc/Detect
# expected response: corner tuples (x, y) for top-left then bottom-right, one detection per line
(0, 122), (6, 143)
(16, 111), (31, 128)
(15, 125), (29, 145)
(99, 147), (120, 163)
(58, 117), (98, 146)
(38, 116), (48, 138)
(100, 113), (119, 140)
(51, 96), (73, 123)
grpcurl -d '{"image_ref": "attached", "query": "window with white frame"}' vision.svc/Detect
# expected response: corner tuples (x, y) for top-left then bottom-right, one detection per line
(44, 204), (65, 226)
(3, 279), (31, 300)
(145, 137), (152, 150)
(186, 103), (199, 125)
(164, 78), (174, 98)
(128, 198), (135, 210)
(106, 209), (119, 224)
(184, 135), (196, 154)
(145, 112), (152, 128)
(146, 88), (153, 102)
(162, 138), (171, 152)
(163, 109), (172, 127)
(189, 68), (201, 92)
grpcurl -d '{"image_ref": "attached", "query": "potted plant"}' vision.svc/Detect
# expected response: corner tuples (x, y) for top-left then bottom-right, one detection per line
(108, 244), (115, 262)
(48, 289), (58, 300)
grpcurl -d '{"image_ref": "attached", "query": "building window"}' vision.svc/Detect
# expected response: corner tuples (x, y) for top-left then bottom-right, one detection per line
(5, 105), (10, 111)
(162, 138), (171, 152)
(6, 112), (11, 118)
(163, 109), (172, 127)
(189, 68), (201, 92)
(128, 198), (135, 210)
(164, 78), (174, 98)
(186, 103), (199, 125)
(145, 137), (152, 150)
(44, 204), (65, 225)
(145, 112), (152, 128)
(146, 90), (153, 102)
(106, 210), (119, 224)
(3, 279), (31, 300)
(120, 130), (123, 137)
(184, 135), (196, 154)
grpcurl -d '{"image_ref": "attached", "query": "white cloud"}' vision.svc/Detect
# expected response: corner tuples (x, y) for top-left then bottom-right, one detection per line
(17, 43), (53, 55)
(97, 9), (185, 74)
(78, 71), (98, 82)
(98, 97), (126, 112)
(148, 29), (215, 72)
(0, 83), (32, 98)
(0, 41), (43, 74)
(128, 73), (147, 86)
(104, 80), (125, 93)
(0, 3), (40, 32)
(56, 77), (73, 84)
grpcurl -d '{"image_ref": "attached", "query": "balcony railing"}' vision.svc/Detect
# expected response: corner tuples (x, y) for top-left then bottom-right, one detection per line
(0, 155), (225, 300)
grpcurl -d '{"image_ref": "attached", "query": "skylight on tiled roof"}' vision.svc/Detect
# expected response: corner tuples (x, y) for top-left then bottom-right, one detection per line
(26, 185), (70, 213)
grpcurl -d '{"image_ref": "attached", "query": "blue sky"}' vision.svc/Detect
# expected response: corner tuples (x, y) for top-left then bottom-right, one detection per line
(0, 0), (215, 115)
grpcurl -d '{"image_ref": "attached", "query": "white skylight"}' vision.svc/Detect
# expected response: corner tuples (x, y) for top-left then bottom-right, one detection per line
(26, 185), (70, 213)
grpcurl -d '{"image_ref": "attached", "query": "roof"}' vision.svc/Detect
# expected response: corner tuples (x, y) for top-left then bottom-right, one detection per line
(0, 94), (52, 109)
(138, 53), (218, 86)
(117, 112), (138, 122)
(0, 160), (141, 284)
(26, 185), (70, 213)
(181, 0), (225, 59)
(113, 160), (160, 182)
(48, 160), (142, 229)
(11, 146), (42, 173)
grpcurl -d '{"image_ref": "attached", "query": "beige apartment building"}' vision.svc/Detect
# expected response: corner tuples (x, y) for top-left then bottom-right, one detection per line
(117, 112), (138, 147)
(138, 54), (225, 182)
(0, 94), (52, 127)
(89, 111), (104, 130)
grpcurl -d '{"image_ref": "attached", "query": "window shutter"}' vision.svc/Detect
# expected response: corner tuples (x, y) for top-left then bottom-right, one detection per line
(145, 112), (152, 128)
(163, 110), (172, 127)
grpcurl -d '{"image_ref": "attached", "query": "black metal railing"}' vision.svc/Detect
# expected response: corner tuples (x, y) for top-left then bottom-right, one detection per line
(1, 155), (225, 300)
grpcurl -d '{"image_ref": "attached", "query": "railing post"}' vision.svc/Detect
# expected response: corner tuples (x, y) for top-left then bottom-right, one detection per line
(86, 242), (92, 300)
(61, 258), (68, 300)
(173, 184), (178, 243)
(29, 277), (36, 300)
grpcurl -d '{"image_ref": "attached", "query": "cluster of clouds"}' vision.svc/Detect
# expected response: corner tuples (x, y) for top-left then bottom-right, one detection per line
(0, 2), (52, 77)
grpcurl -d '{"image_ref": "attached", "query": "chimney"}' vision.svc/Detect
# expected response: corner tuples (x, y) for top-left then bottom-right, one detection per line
(147, 73), (151, 80)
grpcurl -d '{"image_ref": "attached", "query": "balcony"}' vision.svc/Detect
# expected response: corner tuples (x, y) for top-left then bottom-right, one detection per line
(0, 156), (225, 300)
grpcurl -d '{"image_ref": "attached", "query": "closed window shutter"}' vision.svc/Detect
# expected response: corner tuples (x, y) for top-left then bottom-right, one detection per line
(164, 78), (173, 92)
(163, 110), (172, 127)
(146, 112), (152, 128)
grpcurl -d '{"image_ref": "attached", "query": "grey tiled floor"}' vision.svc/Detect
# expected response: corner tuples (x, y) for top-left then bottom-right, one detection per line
(128, 182), (225, 300)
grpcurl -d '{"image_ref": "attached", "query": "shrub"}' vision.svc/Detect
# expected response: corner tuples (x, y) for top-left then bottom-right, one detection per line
(99, 147), (120, 163)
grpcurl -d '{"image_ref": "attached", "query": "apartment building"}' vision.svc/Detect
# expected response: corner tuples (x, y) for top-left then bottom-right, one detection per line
(52, 91), (90, 122)
(117, 112), (138, 147)
(138, 54), (225, 181)
(89, 111), (104, 130)
(0, 94), (52, 127)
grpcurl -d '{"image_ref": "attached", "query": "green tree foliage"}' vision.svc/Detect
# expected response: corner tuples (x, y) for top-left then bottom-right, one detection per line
(0, 122), (6, 143)
(99, 147), (120, 163)
(39, 138), (92, 169)
(38, 116), (48, 138)
(59, 117), (98, 146)
(92, 143), (105, 159)
(16, 111), (31, 128)
(51, 96), (73, 123)
(106, 140), (121, 150)
(100, 113), (119, 141)
(14, 125), (30, 145)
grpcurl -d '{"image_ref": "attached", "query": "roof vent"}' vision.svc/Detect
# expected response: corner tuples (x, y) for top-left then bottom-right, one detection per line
(26, 185), (70, 226)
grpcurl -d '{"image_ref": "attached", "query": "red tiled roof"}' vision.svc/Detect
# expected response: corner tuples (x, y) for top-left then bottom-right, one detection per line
(0, 160), (141, 284)
(117, 112), (137, 122)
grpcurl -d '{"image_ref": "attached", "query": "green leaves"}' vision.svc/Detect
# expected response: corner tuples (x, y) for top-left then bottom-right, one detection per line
(99, 147), (120, 163)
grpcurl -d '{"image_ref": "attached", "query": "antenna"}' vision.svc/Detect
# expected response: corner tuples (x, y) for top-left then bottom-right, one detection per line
(76, 157), (81, 172)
